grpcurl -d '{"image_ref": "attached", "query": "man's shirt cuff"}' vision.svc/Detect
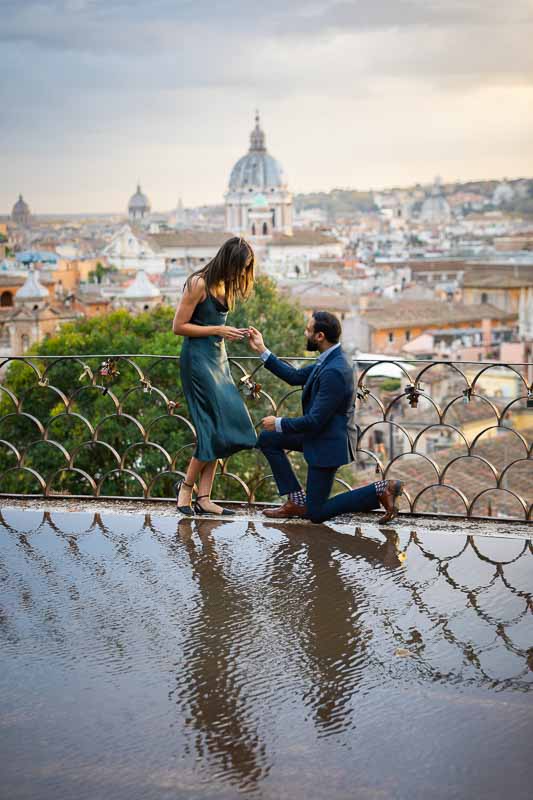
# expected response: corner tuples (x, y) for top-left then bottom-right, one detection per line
(274, 417), (283, 433)
(259, 349), (272, 363)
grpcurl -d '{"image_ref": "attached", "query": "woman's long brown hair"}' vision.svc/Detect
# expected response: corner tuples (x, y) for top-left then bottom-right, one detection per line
(185, 237), (255, 310)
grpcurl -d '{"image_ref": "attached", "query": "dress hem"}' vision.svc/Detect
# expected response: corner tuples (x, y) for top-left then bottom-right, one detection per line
(194, 441), (257, 461)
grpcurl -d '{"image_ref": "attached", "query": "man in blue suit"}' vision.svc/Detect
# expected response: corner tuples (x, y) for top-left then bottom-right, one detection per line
(248, 311), (404, 523)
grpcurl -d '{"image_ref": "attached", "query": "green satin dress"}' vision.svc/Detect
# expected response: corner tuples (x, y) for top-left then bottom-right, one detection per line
(180, 293), (257, 461)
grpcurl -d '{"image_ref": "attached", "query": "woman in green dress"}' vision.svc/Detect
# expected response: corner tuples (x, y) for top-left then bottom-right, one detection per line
(172, 237), (257, 515)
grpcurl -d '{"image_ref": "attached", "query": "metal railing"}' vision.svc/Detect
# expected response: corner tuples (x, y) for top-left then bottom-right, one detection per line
(0, 354), (531, 521)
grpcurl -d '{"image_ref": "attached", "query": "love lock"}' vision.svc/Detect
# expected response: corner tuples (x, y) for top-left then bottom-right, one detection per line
(100, 359), (120, 378)
(527, 390), (533, 409)
(463, 387), (472, 404)
(357, 385), (370, 405)
(240, 375), (262, 400)
(405, 383), (420, 408)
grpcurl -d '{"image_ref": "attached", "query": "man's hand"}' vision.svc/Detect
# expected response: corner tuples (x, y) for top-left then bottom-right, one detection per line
(261, 415), (277, 431)
(247, 326), (266, 354)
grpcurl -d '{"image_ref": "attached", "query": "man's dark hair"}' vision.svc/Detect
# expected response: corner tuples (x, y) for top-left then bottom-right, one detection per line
(312, 310), (342, 343)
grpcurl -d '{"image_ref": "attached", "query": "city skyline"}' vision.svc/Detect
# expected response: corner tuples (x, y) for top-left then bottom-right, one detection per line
(1, 0), (532, 214)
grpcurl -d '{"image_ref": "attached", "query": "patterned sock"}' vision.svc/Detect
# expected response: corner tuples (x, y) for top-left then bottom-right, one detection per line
(375, 480), (388, 497)
(288, 488), (307, 506)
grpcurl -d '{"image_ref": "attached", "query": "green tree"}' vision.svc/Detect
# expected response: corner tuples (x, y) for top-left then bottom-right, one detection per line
(0, 277), (309, 503)
(88, 261), (118, 284)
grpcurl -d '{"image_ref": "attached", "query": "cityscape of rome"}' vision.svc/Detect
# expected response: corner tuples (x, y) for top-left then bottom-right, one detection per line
(1, 111), (532, 361)
(1, 2), (533, 799)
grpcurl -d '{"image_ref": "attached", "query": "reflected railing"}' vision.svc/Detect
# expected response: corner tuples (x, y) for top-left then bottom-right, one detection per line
(1, 508), (531, 698)
(0, 354), (531, 521)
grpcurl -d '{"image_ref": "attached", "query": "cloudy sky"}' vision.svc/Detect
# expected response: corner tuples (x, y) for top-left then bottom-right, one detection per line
(1, 0), (532, 213)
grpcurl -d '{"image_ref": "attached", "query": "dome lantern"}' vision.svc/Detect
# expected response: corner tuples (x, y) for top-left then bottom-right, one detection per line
(128, 183), (151, 221)
(249, 111), (266, 153)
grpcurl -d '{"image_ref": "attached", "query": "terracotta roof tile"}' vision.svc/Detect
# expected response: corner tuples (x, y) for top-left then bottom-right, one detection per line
(363, 300), (516, 329)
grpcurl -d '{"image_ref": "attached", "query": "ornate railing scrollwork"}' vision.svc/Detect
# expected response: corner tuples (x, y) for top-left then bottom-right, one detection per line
(0, 354), (531, 521)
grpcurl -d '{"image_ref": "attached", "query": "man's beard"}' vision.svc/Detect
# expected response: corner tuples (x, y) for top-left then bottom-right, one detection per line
(306, 337), (319, 351)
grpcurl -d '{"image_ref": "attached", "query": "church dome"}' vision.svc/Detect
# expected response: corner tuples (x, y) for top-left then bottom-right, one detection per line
(128, 184), (151, 215)
(11, 194), (31, 224)
(419, 177), (451, 224)
(228, 113), (286, 191)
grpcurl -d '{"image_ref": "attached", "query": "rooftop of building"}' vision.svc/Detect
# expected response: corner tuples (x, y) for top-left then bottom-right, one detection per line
(362, 300), (517, 329)
(146, 230), (235, 249)
(463, 269), (533, 289)
(270, 230), (341, 247)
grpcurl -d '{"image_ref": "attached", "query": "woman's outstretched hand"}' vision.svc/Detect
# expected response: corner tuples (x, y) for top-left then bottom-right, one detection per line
(218, 326), (249, 341)
(247, 326), (267, 354)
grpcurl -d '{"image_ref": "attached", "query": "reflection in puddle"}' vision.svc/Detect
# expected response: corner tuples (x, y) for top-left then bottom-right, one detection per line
(0, 509), (532, 800)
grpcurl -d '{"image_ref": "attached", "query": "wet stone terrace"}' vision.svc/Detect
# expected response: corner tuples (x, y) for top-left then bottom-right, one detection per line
(1, 502), (532, 800)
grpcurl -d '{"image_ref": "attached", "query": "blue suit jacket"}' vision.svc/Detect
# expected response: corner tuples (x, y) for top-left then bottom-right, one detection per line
(264, 347), (354, 468)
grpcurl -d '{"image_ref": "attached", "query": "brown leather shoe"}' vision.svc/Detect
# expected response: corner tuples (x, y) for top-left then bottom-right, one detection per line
(379, 480), (405, 524)
(263, 500), (308, 519)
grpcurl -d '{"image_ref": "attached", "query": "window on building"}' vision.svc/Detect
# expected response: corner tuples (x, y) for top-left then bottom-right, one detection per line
(251, 224), (256, 235)
(405, 330), (411, 342)
(388, 332), (394, 343)
(21, 334), (30, 352)
(0, 291), (13, 307)
(262, 222), (268, 235)
(481, 292), (488, 304)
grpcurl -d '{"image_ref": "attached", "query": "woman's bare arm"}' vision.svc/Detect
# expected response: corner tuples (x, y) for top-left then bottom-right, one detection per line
(172, 277), (246, 340)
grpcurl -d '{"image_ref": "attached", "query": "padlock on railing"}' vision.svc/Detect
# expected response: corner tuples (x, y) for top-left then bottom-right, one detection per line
(527, 389), (533, 409)
(167, 400), (180, 415)
(357, 385), (370, 405)
(463, 387), (473, 404)
(405, 382), (420, 408)
(239, 374), (262, 400)
(140, 378), (152, 394)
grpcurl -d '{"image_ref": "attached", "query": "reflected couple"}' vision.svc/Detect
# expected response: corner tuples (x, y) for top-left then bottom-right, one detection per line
(173, 517), (268, 791)
(173, 516), (405, 779)
(262, 521), (405, 733)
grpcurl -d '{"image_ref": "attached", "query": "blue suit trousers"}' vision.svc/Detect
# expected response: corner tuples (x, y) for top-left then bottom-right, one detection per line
(258, 430), (379, 524)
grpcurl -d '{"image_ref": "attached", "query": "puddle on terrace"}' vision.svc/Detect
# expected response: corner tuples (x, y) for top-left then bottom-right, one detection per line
(0, 508), (532, 800)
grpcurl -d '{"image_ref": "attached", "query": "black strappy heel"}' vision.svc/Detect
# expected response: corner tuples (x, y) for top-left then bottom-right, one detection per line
(175, 479), (195, 516)
(194, 494), (236, 517)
